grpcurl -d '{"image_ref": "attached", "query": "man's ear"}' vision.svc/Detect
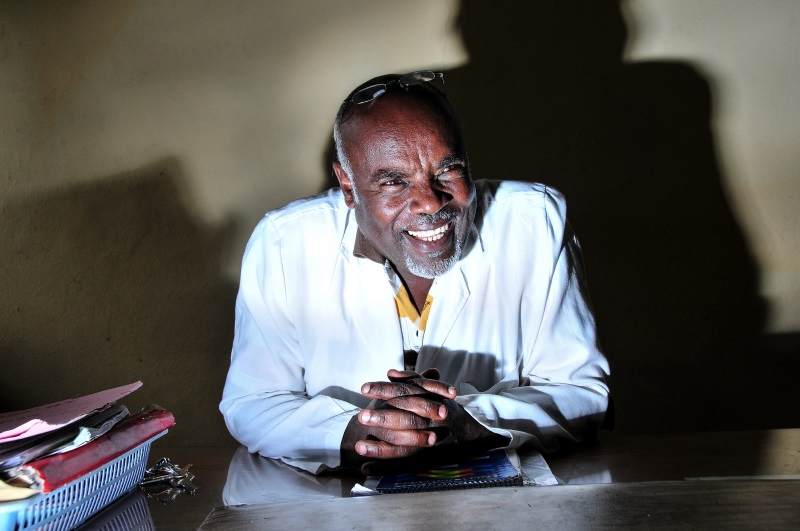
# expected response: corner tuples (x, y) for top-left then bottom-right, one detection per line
(333, 162), (357, 208)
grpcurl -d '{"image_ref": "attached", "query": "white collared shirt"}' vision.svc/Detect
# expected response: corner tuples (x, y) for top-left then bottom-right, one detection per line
(220, 180), (610, 473)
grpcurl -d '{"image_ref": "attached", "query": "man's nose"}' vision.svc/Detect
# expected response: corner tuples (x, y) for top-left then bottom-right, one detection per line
(409, 180), (450, 215)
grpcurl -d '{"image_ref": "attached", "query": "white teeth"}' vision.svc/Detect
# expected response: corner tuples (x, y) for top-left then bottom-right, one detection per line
(407, 222), (451, 242)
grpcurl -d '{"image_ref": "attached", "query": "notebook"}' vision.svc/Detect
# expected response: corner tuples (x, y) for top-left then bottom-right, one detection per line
(375, 449), (522, 494)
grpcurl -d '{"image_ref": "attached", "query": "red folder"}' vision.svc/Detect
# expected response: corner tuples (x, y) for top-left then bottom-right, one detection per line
(15, 407), (174, 493)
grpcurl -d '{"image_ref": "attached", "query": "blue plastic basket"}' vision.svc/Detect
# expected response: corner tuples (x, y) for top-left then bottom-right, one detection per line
(0, 430), (166, 531)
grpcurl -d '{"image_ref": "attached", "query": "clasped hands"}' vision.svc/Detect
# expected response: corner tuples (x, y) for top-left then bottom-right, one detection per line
(340, 368), (508, 474)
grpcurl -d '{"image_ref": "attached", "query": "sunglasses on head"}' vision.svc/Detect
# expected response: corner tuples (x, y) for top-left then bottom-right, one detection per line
(345, 70), (445, 106)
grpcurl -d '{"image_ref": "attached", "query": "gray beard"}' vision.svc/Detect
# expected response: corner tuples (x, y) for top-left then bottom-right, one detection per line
(400, 208), (463, 279)
(403, 237), (463, 279)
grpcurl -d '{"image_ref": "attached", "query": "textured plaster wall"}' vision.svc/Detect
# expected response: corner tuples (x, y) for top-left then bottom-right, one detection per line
(1, 0), (797, 446)
(623, 0), (800, 333)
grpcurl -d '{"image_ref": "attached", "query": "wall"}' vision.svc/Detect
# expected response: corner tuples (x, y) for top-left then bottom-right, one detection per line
(1, 1), (797, 445)
(624, 0), (800, 334)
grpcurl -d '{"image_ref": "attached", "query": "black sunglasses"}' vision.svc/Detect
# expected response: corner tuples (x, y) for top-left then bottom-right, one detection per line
(346, 70), (445, 106)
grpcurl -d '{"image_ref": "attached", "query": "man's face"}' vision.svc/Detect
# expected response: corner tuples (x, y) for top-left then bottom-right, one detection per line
(334, 94), (476, 281)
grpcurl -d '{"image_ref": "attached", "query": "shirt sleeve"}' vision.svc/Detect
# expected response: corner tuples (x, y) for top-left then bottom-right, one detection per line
(455, 187), (610, 453)
(219, 216), (357, 474)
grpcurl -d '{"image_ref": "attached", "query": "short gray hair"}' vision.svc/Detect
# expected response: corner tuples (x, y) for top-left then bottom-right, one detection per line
(332, 118), (353, 179)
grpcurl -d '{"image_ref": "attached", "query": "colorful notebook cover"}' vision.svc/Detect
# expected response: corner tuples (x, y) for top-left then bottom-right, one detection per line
(376, 450), (522, 493)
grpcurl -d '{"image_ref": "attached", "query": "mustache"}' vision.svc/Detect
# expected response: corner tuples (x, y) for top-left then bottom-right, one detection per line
(402, 208), (457, 230)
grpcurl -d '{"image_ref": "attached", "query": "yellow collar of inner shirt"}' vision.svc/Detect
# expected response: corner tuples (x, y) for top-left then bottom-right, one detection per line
(394, 286), (433, 331)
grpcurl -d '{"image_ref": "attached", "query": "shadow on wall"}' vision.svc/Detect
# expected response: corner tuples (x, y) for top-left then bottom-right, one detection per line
(0, 157), (237, 446)
(443, 0), (783, 434)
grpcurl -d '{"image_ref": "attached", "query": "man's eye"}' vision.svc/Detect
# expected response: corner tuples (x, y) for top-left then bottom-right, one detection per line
(381, 179), (405, 187)
(439, 165), (464, 178)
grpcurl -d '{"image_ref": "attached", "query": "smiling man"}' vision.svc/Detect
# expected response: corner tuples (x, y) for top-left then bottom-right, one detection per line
(220, 72), (610, 474)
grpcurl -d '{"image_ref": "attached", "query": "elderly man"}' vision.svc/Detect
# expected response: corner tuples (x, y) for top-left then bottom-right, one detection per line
(220, 71), (609, 474)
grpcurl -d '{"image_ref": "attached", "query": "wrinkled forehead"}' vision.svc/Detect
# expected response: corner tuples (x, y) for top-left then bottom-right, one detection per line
(339, 92), (460, 154)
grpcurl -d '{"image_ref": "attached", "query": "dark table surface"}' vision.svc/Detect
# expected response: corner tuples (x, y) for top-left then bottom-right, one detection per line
(84, 428), (800, 529)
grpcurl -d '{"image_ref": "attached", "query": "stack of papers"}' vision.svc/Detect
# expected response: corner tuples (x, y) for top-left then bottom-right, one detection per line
(0, 382), (142, 500)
